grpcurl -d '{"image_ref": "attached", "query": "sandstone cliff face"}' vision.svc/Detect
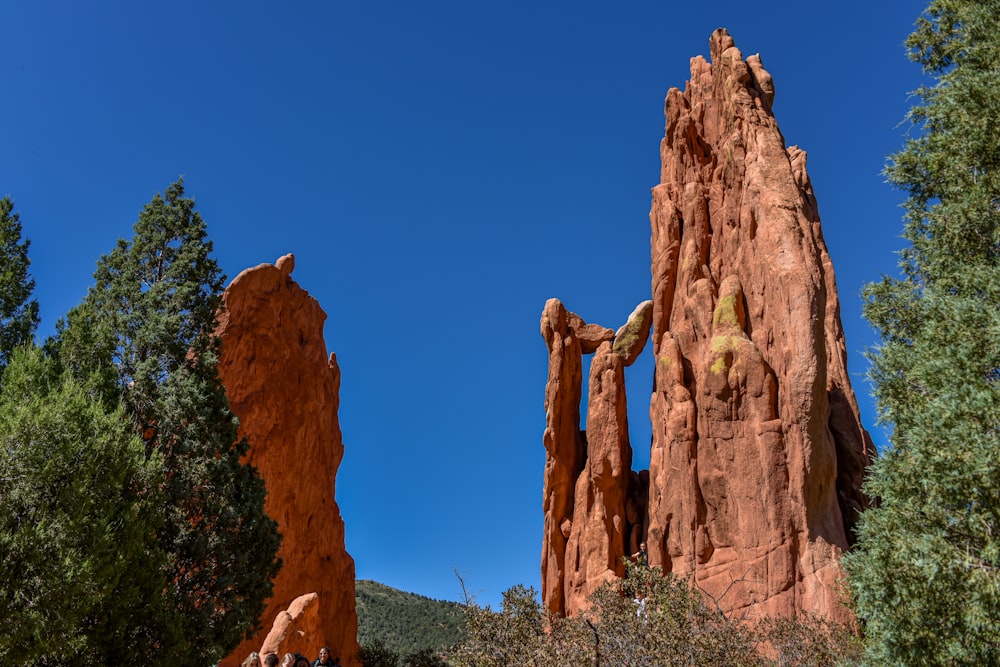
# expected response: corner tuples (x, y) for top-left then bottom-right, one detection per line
(541, 30), (872, 621)
(216, 255), (360, 667)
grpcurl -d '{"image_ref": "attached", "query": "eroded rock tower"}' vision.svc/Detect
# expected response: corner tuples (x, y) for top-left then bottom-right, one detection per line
(540, 29), (873, 622)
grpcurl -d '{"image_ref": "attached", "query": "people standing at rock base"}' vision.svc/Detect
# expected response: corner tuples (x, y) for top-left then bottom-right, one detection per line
(312, 647), (337, 667)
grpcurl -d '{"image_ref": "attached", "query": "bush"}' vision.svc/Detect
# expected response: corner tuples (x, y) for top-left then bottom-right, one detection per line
(452, 560), (861, 666)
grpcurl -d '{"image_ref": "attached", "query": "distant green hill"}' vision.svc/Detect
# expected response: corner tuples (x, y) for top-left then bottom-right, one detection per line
(355, 580), (467, 657)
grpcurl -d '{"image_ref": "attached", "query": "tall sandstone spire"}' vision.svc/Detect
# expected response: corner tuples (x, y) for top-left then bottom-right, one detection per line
(540, 29), (872, 622)
(216, 255), (360, 666)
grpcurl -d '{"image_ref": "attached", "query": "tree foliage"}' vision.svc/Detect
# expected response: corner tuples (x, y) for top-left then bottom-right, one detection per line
(0, 347), (165, 665)
(452, 561), (859, 666)
(358, 643), (401, 667)
(401, 648), (448, 667)
(843, 1), (1000, 664)
(0, 196), (39, 371)
(451, 584), (550, 667)
(357, 643), (449, 667)
(52, 180), (282, 663)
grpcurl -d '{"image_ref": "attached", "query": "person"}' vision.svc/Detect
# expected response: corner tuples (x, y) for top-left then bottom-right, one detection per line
(312, 647), (336, 667)
(630, 541), (648, 567)
(634, 591), (648, 620)
(280, 654), (296, 667)
(292, 655), (311, 667)
(263, 655), (279, 667)
(242, 653), (263, 667)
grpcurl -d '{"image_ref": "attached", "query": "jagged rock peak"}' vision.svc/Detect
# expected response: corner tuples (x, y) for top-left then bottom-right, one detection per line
(540, 30), (873, 623)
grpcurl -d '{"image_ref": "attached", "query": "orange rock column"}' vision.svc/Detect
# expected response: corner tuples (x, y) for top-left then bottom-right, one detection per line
(646, 29), (872, 621)
(216, 255), (360, 666)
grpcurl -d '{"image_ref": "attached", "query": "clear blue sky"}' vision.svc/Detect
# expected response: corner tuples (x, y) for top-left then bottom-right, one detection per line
(3, 1), (925, 608)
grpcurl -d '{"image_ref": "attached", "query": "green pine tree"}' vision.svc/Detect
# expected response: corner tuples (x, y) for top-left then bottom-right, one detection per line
(0, 346), (166, 665)
(0, 196), (39, 371)
(54, 179), (282, 664)
(843, 1), (1000, 664)
(358, 643), (402, 667)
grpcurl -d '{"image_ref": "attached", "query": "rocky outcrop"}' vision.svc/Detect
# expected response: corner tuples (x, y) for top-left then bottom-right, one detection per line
(541, 30), (872, 622)
(540, 299), (587, 616)
(216, 255), (360, 666)
(259, 593), (321, 658)
(540, 300), (650, 615)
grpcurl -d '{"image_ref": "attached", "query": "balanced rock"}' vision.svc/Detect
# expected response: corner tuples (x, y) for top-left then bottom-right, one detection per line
(541, 30), (873, 622)
(216, 255), (360, 666)
(612, 300), (653, 366)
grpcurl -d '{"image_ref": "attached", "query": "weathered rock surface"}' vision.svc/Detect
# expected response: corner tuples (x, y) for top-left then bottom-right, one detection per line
(216, 255), (359, 667)
(613, 300), (654, 366)
(540, 300), (647, 615)
(540, 299), (587, 616)
(563, 340), (633, 612)
(541, 30), (872, 622)
(260, 593), (321, 658)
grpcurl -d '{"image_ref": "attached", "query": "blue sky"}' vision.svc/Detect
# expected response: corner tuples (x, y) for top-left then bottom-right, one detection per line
(3, 1), (926, 608)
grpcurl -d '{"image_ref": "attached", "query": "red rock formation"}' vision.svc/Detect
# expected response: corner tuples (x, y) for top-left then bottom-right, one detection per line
(540, 300), (647, 616)
(216, 255), (360, 667)
(540, 299), (588, 616)
(259, 593), (321, 658)
(541, 30), (872, 622)
(563, 340), (632, 612)
(613, 300), (653, 367)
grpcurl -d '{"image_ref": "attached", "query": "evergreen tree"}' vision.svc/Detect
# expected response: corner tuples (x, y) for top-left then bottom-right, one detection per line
(0, 196), (39, 371)
(55, 180), (282, 663)
(401, 648), (448, 667)
(843, 2), (1000, 664)
(355, 580), (467, 656)
(358, 644), (402, 667)
(0, 347), (166, 665)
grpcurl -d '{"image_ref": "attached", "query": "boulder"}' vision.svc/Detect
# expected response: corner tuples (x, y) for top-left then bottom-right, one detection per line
(259, 593), (321, 658)
(612, 300), (653, 366)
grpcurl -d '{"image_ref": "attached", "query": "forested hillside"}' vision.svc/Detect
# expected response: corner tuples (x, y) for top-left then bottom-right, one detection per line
(355, 580), (466, 657)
